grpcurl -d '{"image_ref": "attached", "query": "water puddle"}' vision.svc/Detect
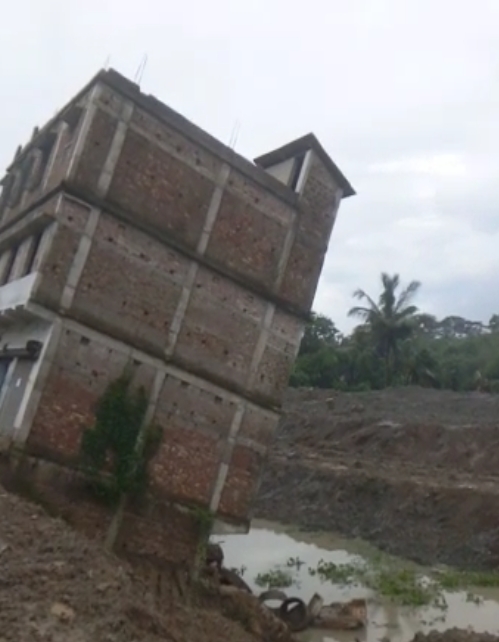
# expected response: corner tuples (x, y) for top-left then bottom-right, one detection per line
(213, 520), (499, 642)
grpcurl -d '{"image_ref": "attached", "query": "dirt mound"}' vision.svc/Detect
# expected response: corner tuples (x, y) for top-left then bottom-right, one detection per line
(0, 486), (265, 642)
(277, 387), (499, 475)
(256, 387), (499, 569)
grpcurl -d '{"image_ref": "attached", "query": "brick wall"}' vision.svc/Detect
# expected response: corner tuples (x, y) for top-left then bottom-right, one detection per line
(70, 84), (299, 302)
(23, 191), (302, 406)
(173, 268), (264, 390)
(33, 198), (90, 310)
(0, 453), (198, 566)
(23, 319), (275, 562)
(25, 316), (280, 525)
(71, 211), (190, 356)
(27, 325), (155, 460)
(118, 503), (199, 566)
(151, 373), (232, 505)
(205, 181), (291, 290)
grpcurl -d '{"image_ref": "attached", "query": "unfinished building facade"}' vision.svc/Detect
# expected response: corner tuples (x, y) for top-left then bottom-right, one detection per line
(0, 69), (354, 562)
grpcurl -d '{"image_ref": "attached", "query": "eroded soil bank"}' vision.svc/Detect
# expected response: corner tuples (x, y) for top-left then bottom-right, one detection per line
(256, 387), (499, 570)
(0, 485), (290, 642)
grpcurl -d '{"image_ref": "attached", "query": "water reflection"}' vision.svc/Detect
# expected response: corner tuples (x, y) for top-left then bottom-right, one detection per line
(213, 520), (499, 642)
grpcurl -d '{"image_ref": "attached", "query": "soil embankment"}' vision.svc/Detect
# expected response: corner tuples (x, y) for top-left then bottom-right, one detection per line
(0, 485), (283, 642)
(256, 387), (499, 570)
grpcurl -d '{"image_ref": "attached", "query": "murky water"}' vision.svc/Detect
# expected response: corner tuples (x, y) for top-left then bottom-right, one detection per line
(213, 520), (499, 642)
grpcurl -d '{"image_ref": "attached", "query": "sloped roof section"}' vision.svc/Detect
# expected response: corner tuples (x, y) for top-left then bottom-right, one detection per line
(254, 133), (355, 198)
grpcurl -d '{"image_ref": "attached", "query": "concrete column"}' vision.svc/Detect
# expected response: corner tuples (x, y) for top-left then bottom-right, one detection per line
(41, 122), (69, 192)
(209, 402), (246, 512)
(96, 101), (135, 198)
(13, 319), (62, 444)
(59, 207), (101, 311)
(65, 85), (103, 180)
(31, 222), (57, 273)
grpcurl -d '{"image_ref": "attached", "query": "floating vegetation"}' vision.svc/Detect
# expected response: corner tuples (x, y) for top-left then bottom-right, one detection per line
(255, 568), (294, 589)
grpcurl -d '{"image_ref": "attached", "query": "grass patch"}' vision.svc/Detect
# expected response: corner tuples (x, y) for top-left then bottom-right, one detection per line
(435, 569), (499, 590)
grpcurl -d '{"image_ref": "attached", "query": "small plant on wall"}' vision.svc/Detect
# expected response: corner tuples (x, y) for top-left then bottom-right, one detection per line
(191, 506), (215, 584)
(80, 373), (162, 504)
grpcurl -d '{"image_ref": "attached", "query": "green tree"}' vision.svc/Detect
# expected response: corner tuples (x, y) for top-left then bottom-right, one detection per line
(489, 314), (499, 333)
(299, 312), (340, 356)
(348, 273), (421, 384)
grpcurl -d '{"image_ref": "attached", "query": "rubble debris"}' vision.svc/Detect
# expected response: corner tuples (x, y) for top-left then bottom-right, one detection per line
(306, 592), (324, 621)
(204, 543), (367, 634)
(220, 585), (295, 642)
(314, 597), (367, 630)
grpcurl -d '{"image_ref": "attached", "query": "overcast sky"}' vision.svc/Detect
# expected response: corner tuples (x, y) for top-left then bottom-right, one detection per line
(1, 0), (498, 331)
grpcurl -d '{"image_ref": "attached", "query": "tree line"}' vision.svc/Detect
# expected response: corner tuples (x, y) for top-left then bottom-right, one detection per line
(292, 273), (499, 393)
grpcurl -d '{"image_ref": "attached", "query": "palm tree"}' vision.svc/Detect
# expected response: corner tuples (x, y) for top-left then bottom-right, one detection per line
(348, 273), (421, 384)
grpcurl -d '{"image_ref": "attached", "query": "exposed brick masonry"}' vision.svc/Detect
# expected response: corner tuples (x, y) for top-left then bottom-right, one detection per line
(0, 68), (353, 566)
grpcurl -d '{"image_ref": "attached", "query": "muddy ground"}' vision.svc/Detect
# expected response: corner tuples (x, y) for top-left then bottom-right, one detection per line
(2, 489), (498, 642)
(256, 387), (499, 570)
(0, 485), (293, 642)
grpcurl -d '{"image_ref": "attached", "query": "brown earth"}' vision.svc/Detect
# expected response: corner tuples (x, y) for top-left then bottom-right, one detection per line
(256, 387), (499, 570)
(0, 485), (294, 642)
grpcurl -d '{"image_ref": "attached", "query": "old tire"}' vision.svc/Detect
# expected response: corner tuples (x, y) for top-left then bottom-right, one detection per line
(279, 597), (309, 632)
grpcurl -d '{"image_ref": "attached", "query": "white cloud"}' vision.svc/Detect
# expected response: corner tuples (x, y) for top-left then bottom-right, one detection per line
(1, 0), (498, 333)
(369, 154), (468, 178)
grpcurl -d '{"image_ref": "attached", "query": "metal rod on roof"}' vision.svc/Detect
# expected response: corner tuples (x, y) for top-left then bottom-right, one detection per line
(134, 54), (148, 86)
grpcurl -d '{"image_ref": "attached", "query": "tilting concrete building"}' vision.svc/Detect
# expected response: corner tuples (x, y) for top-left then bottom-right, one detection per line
(0, 69), (354, 561)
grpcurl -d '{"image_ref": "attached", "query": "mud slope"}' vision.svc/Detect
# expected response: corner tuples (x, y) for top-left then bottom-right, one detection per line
(256, 387), (499, 570)
(0, 486), (259, 642)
